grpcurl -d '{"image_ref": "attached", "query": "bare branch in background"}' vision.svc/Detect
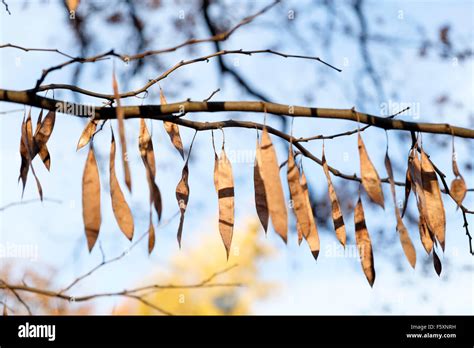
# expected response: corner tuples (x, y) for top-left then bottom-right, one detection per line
(353, 0), (385, 103)
(0, 1), (281, 89)
(1, 0), (10, 15)
(0, 267), (242, 315)
(201, 0), (274, 106)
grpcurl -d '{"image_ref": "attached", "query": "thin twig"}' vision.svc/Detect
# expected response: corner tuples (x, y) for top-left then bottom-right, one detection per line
(33, 49), (340, 99)
(0, 198), (62, 212)
(297, 106), (410, 142)
(461, 209), (473, 255)
(59, 211), (180, 294)
(0, 43), (73, 59)
(0, 282), (32, 315)
(0, 300), (15, 314)
(124, 294), (173, 315)
(1, 0), (11, 15)
(203, 88), (221, 102)
(0, 108), (23, 115)
(127, 264), (239, 295)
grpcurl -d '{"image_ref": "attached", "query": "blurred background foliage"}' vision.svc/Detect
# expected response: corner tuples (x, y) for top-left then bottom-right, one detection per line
(118, 220), (275, 315)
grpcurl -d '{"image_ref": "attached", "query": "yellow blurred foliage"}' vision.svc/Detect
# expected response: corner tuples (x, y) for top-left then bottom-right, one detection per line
(118, 219), (276, 315)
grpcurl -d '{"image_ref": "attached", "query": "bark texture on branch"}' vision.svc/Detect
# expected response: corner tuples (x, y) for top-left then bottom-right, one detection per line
(1, 89), (473, 138)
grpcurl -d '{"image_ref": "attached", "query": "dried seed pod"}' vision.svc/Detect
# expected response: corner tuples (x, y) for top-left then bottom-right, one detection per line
(214, 147), (234, 259)
(160, 89), (185, 159)
(259, 127), (288, 242)
(77, 119), (98, 151)
(354, 197), (376, 287)
(82, 145), (101, 251)
(287, 145), (310, 240)
(110, 131), (134, 240)
(322, 146), (346, 246)
(358, 134), (384, 209)
(385, 151), (416, 268)
(450, 140), (466, 208)
(254, 139), (269, 233)
(300, 170), (320, 260)
(112, 71), (132, 192)
(139, 119), (162, 222)
(176, 160), (190, 247)
(420, 148), (445, 250)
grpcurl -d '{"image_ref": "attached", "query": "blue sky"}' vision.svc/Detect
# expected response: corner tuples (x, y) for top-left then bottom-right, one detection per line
(0, 0), (473, 314)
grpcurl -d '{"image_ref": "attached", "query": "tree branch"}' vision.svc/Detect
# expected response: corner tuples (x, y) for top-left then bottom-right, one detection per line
(296, 106), (411, 142)
(1, 90), (472, 138)
(1, 0), (282, 88)
(0, 198), (62, 212)
(32, 49), (339, 99)
(202, 0), (275, 104)
(1, 0), (10, 15)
